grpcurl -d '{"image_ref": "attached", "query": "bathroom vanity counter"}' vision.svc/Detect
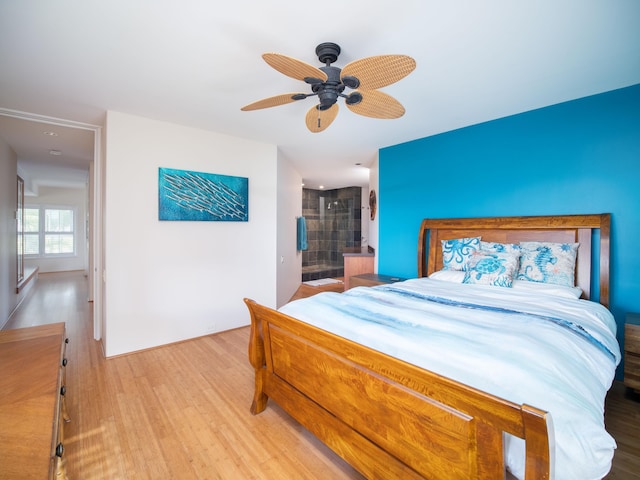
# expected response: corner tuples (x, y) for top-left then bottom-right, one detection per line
(343, 248), (374, 290)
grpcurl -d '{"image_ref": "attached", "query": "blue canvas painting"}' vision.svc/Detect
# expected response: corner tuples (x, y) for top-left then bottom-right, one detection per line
(158, 168), (248, 221)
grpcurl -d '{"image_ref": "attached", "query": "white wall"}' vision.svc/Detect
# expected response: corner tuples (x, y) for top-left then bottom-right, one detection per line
(0, 135), (18, 327)
(24, 186), (88, 273)
(276, 156), (302, 308)
(103, 111), (278, 356)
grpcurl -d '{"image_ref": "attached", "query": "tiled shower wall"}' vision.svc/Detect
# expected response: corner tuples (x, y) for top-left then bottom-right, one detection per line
(301, 187), (362, 281)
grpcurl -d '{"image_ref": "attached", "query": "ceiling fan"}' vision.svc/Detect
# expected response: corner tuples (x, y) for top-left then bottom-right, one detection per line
(241, 42), (416, 133)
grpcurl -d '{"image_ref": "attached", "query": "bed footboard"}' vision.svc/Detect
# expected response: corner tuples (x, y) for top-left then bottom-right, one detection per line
(245, 298), (551, 480)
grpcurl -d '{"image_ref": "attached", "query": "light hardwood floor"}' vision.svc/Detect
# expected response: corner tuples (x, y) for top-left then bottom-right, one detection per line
(4, 271), (639, 479)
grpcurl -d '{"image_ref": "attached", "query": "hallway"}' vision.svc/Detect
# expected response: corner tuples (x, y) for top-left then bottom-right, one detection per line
(6, 271), (91, 331)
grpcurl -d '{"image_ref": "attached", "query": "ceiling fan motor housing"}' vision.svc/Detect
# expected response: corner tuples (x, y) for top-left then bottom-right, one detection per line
(317, 65), (345, 108)
(315, 42), (341, 65)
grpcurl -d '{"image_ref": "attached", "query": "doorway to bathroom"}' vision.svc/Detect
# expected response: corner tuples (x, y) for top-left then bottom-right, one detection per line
(301, 187), (362, 282)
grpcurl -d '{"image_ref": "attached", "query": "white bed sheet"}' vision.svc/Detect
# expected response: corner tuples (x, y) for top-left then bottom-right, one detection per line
(279, 277), (621, 480)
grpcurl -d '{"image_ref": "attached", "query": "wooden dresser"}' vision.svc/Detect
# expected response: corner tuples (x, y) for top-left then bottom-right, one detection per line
(624, 312), (640, 393)
(0, 322), (70, 479)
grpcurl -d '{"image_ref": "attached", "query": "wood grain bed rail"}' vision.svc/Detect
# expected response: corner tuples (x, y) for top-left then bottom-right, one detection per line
(245, 298), (551, 479)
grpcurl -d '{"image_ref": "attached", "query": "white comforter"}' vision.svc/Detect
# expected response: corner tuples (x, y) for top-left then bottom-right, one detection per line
(279, 277), (621, 480)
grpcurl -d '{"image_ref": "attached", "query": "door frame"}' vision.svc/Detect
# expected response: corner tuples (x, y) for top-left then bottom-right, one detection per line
(0, 108), (104, 341)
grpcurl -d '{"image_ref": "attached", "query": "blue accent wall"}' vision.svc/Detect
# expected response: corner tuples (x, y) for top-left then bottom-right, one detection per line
(379, 84), (640, 362)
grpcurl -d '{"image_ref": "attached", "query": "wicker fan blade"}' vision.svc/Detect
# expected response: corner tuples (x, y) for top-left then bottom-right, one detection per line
(341, 55), (416, 90)
(346, 90), (405, 119)
(241, 93), (306, 111)
(262, 53), (329, 82)
(305, 104), (339, 133)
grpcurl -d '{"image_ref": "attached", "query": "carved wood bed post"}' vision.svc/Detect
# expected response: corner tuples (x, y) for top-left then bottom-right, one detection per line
(521, 404), (552, 480)
(245, 298), (268, 414)
(598, 213), (611, 308)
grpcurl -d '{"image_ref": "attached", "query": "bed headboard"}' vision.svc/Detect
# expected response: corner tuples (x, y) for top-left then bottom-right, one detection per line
(417, 214), (611, 307)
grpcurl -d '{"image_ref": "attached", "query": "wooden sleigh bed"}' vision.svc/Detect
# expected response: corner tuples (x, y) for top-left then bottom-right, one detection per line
(244, 214), (613, 480)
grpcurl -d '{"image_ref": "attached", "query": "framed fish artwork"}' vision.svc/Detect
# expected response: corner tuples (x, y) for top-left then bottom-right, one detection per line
(158, 168), (248, 221)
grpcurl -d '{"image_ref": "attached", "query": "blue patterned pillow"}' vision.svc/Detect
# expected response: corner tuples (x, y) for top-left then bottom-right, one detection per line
(441, 237), (481, 271)
(480, 241), (522, 255)
(463, 251), (520, 287)
(517, 241), (579, 286)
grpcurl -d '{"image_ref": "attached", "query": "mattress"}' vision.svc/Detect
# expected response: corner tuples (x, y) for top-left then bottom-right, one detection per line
(279, 276), (621, 480)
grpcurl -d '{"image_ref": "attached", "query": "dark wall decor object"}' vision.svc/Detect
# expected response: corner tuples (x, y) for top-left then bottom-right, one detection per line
(369, 189), (377, 220)
(16, 175), (24, 284)
(158, 167), (248, 221)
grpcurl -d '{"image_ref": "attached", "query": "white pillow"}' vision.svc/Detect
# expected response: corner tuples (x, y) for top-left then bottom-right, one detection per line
(428, 270), (466, 282)
(429, 270), (582, 299)
(511, 280), (582, 299)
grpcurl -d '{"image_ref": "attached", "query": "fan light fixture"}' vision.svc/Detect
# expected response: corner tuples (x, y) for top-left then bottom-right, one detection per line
(241, 42), (416, 133)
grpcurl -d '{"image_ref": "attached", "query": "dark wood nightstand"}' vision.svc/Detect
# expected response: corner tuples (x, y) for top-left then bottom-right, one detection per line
(624, 312), (640, 393)
(349, 273), (406, 289)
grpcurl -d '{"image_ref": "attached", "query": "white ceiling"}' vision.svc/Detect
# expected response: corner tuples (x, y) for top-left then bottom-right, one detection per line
(1, 0), (639, 190)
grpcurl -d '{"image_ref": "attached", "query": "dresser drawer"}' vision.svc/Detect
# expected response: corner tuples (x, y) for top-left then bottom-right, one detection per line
(624, 350), (640, 390)
(625, 322), (640, 354)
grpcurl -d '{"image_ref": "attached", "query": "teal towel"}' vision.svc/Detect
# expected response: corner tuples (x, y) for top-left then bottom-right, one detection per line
(297, 216), (308, 251)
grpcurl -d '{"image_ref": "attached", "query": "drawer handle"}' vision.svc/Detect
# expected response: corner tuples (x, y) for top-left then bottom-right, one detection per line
(65, 338), (69, 344)
(55, 443), (64, 457)
(61, 358), (68, 367)
(60, 385), (66, 396)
